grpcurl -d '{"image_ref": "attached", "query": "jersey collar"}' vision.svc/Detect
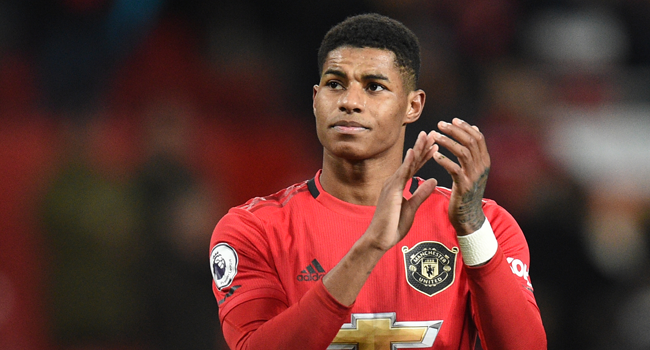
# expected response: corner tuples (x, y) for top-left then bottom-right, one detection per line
(307, 170), (418, 218)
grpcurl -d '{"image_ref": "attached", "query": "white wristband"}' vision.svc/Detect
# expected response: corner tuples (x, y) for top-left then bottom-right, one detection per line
(457, 218), (498, 266)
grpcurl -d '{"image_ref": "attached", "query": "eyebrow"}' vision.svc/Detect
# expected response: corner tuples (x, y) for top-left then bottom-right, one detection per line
(322, 69), (346, 79)
(363, 73), (390, 82)
(322, 69), (390, 82)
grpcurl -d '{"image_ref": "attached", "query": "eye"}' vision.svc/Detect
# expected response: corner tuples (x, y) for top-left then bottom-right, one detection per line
(367, 82), (386, 92)
(326, 81), (343, 90)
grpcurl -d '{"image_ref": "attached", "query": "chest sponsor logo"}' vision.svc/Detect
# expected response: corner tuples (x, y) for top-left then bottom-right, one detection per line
(402, 241), (458, 297)
(328, 313), (442, 350)
(210, 243), (238, 290)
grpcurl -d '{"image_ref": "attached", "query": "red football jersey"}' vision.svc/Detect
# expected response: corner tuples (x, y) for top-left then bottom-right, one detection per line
(210, 170), (542, 350)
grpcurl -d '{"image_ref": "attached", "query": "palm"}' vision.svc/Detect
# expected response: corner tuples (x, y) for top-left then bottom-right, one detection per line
(367, 131), (438, 251)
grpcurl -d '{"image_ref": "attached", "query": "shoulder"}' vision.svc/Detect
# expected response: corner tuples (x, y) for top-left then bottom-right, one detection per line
(236, 179), (313, 214)
(212, 179), (313, 241)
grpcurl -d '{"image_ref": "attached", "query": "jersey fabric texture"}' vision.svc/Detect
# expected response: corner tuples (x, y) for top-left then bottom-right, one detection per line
(210, 170), (544, 350)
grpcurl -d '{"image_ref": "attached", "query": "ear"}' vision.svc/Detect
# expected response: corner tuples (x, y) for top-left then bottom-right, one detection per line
(312, 84), (319, 113)
(402, 89), (426, 125)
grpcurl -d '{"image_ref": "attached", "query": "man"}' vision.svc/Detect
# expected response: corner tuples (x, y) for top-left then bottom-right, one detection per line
(210, 13), (546, 349)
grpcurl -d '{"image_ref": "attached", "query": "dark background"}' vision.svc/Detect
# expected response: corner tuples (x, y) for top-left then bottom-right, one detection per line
(1, 1), (650, 349)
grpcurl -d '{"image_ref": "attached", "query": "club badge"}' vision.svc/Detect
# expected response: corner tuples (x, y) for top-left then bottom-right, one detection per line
(210, 243), (238, 290)
(402, 241), (458, 297)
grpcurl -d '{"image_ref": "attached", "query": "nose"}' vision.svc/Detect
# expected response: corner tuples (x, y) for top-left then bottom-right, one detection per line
(338, 84), (364, 114)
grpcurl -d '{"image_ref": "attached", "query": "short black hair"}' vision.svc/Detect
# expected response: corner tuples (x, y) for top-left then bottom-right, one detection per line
(317, 13), (421, 91)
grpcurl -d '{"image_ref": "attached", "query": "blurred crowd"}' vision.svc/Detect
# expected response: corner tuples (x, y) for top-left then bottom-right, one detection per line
(1, 1), (649, 349)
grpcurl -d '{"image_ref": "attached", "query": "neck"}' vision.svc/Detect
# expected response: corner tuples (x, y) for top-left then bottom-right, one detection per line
(319, 148), (403, 206)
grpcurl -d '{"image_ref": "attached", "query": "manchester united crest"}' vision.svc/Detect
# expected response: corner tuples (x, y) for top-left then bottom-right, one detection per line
(402, 241), (459, 297)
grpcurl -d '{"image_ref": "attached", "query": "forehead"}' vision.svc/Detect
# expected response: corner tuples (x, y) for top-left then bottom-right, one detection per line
(322, 47), (399, 75)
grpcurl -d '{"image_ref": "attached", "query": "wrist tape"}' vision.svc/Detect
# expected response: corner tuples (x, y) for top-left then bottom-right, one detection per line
(457, 218), (498, 266)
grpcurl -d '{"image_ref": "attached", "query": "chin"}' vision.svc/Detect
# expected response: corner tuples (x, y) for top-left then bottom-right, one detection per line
(325, 144), (369, 161)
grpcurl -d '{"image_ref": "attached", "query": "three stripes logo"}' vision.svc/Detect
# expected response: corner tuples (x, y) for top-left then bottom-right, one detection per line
(297, 259), (326, 282)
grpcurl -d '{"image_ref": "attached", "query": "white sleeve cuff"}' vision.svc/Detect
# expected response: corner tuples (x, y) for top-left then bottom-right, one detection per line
(456, 218), (498, 266)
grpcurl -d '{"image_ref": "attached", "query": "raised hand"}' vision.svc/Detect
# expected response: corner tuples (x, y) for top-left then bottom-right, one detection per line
(367, 131), (439, 251)
(432, 118), (491, 236)
(323, 131), (439, 306)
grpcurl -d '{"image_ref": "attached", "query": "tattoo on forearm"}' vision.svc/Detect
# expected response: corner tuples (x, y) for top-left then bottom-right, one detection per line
(457, 168), (490, 231)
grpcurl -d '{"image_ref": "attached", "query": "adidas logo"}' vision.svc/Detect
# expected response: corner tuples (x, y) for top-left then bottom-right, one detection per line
(297, 259), (326, 282)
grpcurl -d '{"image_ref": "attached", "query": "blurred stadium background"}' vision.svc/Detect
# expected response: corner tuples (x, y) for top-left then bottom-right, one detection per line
(1, 1), (650, 349)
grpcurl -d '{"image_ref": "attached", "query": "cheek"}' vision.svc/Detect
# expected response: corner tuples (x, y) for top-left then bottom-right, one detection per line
(313, 110), (329, 144)
(313, 96), (329, 120)
(374, 104), (406, 130)
(313, 106), (327, 129)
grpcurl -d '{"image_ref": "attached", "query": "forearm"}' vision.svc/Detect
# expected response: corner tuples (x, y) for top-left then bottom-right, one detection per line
(223, 280), (352, 350)
(323, 233), (386, 306)
(467, 247), (547, 350)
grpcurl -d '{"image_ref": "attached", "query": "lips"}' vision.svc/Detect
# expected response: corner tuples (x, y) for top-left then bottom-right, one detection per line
(331, 120), (369, 129)
(331, 120), (369, 134)
(332, 120), (366, 128)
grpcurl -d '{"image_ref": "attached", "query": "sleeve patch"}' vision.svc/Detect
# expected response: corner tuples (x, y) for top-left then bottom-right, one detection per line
(211, 243), (239, 290)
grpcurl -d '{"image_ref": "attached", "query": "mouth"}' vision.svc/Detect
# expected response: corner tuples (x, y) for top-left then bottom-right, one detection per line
(330, 120), (369, 134)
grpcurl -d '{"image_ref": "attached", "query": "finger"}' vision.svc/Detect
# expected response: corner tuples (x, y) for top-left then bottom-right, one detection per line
(411, 131), (428, 160)
(414, 131), (436, 170)
(437, 121), (475, 168)
(409, 131), (435, 176)
(432, 149), (462, 183)
(449, 118), (481, 155)
(418, 143), (438, 170)
(409, 178), (437, 208)
(400, 147), (426, 189)
(399, 148), (416, 183)
(436, 120), (489, 175)
(414, 131), (434, 158)
(452, 118), (489, 164)
(432, 129), (472, 172)
(447, 118), (490, 170)
(408, 132), (426, 175)
(398, 178), (437, 234)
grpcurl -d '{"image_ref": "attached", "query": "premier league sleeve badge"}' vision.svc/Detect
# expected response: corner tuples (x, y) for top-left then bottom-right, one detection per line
(210, 243), (239, 290)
